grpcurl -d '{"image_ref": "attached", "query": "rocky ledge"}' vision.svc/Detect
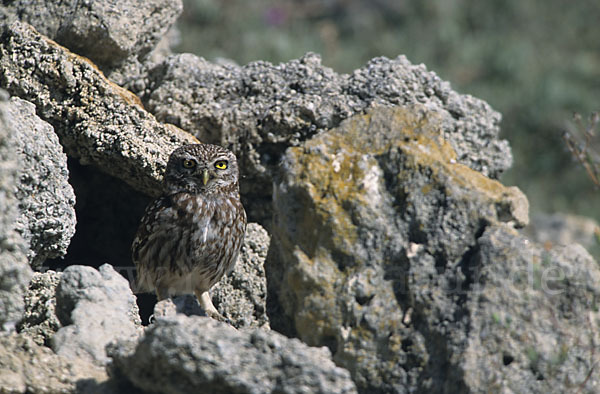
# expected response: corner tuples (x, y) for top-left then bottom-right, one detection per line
(1, 1), (599, 393)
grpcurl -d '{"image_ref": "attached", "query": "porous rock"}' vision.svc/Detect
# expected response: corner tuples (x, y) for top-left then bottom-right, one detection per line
(212, 222), (270, 328)
(135, 52), (511, 223)
(0, 21), (198, 198)
(109, 315), (357, 394)
(461, 225), (600, 393)
(0, 0), (182, 84)
(7, 97), (76, 269)
(0, 91), (33, 331)
(268, 105), (528, 392)
(524, 212), (600, 250)
(52, 264), (142, 366)
(17, 270), (62, 347)
(0, 332), (109, 394)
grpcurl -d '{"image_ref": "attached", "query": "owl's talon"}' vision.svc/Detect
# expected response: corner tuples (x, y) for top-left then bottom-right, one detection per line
(204, 309), (229, 323)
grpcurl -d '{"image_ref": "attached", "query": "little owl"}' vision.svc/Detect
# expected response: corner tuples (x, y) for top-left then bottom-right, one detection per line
(132, 144), (246, 320)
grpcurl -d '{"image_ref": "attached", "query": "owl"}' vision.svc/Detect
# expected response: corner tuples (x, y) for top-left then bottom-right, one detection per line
(132, 144), (247, 320)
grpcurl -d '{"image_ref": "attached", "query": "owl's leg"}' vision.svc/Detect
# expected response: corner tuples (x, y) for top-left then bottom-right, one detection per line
(155, 286), (169, 301)
(195, 289), (227, 322)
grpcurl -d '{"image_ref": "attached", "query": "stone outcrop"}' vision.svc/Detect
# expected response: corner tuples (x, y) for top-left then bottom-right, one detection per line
(0, 0), (182, 85)
(132, 52), (511, 223)
(0, 21), (197, 198)
(267, 105), (593, 393)
(461, 225), (600, 392)
(0, 2), (598, 393)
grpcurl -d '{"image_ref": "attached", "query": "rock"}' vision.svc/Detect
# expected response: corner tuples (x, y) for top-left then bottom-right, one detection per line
(0, 91), (33, 331)
(150, 223), (271, 329)
(7, 97), (76, 269)
(17, 271), (62, 347)
(109, 315), (357, 394)
(54, 0), (181, 67)
(52, 264), (142, 366)
(135, 52), (511, 223)
(524, 212), (599, 251)
(460, 225), (600, 393)
(0, 332), (109, 394)
(0, 0), (182, 85)
(0, 21), (198, 198)
(268, 105), (528, 392)
(212, 222), (270, 328)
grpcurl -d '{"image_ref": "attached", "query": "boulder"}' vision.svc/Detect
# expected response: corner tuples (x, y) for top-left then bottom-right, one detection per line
(0, 21), (198, 198)
(460, 225), (600, 393)
(8, 97), (76, 269)
(52, 264), (142, 366)
(0, 332), (109, 394)
(268, 105), (528, 392)
(134, 52), (511, 223)
(0, 0), (182, 84)
(109, 315), (357, 394)
(0, 91), (33, 331)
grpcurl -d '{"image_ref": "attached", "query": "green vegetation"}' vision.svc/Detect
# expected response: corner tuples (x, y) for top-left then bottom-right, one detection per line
(176, 0), (600, 221)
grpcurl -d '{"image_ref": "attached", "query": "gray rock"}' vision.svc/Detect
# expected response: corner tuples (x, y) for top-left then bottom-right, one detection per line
(460, 225), (600, 393)
(136, 52), (511, 223)
(0, 91), (33, 332)
(151, 223), (270, 329)
(268, 105), (528, 392)
(524, 212), (599, 251)
(52, 264), (142, 366)
(0, 21), (198, 198)
(110, 315), (357, 394)
(55, 0), (181, 67)
(0, 332), (109, 394)
(0, 0), (182, 84)
(212, 222), (270, 328)
(7, 97), (76, 269)
(17, 271), (62, 347)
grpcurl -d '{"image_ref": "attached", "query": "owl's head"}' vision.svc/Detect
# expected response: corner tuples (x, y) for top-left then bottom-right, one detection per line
(163, 144), (240, 195)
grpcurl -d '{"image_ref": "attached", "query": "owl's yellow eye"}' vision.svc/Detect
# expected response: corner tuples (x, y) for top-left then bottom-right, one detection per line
(214, 160), (228, 170)
(182, 159), (196, 169)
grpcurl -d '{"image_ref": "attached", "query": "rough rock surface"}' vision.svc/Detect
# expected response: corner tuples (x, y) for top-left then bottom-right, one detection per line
(460, 225), (600, 393)
(0, 91), (33, 331)
(524, 212), (599, 251)
(0, 21), (198, 198)
(52, 264), (142, 366)
(17, 271), (62, 347)
(268, 105), (529, 392)
(0, 332), (109, 394)
(110, 315), (357, 394)
(133, 52), (511, 223)
(1, 3), (596, 393)
(7, 97), (76, 269)
(212, 222), (271, 328)
(151, 222), (271, 329)
(0, 0), (182, 85)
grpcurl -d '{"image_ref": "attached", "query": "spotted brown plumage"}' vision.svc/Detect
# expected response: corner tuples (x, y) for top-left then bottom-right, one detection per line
(132, 144), (246, 320)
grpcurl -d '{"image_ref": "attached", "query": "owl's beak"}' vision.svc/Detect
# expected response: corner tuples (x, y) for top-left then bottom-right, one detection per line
(202, 169), (210, 186)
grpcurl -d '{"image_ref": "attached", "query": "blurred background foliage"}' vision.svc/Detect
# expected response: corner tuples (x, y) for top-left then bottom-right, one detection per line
(175, 0), (600, 222)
